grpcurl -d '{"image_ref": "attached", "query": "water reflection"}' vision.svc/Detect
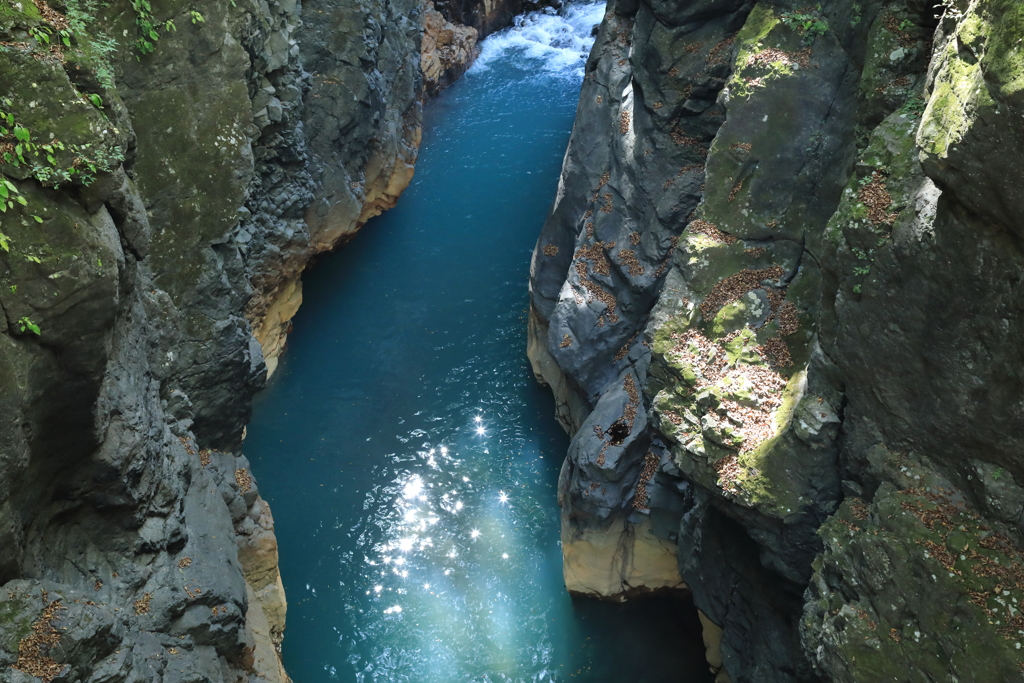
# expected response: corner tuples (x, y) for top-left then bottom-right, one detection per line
(347, 421), (561, 682)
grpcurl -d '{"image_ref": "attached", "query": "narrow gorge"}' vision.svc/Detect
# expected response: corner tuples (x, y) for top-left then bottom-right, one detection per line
(1, 0), (1022, 681)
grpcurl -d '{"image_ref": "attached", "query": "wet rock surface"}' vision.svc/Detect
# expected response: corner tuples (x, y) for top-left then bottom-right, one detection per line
(531, 0), (1024, 680)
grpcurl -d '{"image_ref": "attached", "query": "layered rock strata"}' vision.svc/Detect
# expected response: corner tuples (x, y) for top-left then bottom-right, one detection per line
(531, 0), (1024, 681)
(0, 0), (484, 679)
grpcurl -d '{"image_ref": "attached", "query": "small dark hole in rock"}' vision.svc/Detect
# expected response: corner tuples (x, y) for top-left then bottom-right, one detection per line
(606, 420), (630, 445)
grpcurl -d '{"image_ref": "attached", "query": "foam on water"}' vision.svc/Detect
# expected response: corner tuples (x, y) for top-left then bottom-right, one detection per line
(471, 1), (606, 77)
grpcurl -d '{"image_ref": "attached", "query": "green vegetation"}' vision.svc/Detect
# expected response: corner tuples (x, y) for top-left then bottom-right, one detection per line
(781, 5), (829, 44)
(899, 94), (926, 118)
(0, 2), (127, 330)
(850, 247), (873, 293)
(0, 103), (125, 190)
(65, 0), (119, 88)
(809, 472), (1024, 680)
(130, 0), (206, 56)
(15, 317), (40, 336)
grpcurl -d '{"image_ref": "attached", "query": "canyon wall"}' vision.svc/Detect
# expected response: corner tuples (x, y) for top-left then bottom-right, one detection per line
(530, 0), (1024, 681)
(0, 0), (490, 678)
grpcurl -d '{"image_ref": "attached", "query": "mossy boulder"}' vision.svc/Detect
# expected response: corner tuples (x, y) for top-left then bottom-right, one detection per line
(0, 0), (42, 35)
(0, 48), (125, 185)
(918, 0), (1024, 237)
(857, 2), (932, 128)
(804, 468), (1024, 682)
(818, 108), (924, 299)
(701, 0), (859, 245)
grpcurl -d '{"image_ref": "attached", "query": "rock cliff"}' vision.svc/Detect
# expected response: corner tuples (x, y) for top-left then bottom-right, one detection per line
(0, 0), (495, 679)
(530, 0), (1024, 681)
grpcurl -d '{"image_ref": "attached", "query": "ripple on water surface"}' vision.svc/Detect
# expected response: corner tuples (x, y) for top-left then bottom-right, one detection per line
(245, 3), (712, 681)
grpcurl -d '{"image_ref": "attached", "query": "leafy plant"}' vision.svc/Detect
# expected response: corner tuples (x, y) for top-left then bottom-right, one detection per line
(848, 245), (876, 293)
(1, 106), (125, 189)
(16, 317), (41, 336)
(899, 95), (927, 118)
(28, 25), (52, 45)
(64, 0), (120, 89)
(88, 35), (119, 89)
(130, 0), (160, 55)
(0, 106), (123, 258)
(129, 1), (207, 56)
(0, 178), (28, 214)
(781, 5), (829, 43)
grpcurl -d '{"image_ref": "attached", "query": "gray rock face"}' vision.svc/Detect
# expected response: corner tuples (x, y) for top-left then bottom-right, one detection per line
(0, 0), (507, 679)
(532, 0), (1024, 680)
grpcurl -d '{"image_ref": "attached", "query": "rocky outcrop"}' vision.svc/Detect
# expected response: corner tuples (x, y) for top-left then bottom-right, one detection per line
(0, 0), (503, 679)
(422, 2), (479, 96)
(532, 0), (1024, 680)
(245, 0), (425, 379)
(434, 0), (557, 38)
(246, 0), (483, 377)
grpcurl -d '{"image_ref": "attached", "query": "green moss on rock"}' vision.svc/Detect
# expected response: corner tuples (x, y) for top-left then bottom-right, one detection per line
(804, 472), (1024, 681)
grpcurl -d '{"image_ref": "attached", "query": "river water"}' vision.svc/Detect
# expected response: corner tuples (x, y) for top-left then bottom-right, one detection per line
(245, 5), (711, 681)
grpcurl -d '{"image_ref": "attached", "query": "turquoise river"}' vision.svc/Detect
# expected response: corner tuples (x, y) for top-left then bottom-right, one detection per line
(245, 4), (712, 681)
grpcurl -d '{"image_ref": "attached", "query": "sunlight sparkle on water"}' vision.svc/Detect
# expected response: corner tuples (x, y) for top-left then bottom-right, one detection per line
(402, 476), (425, 500)
(498, 491), (509, 504)
(470, 529), (481, 539)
